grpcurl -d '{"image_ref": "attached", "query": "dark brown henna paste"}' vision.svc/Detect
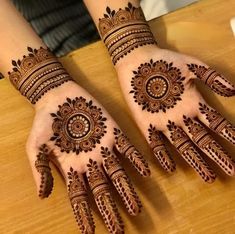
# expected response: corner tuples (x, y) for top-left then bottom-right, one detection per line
(167, 121), (216, 182)
(101, 147), (142, 216)
(148, 124), (176, 172)
(187, 64), (235, 97)
(183, 116), (235, 175)
(98, 3), (156, 65)
(8, 47), (72, 104)
(50, 97), (107, 154)
(86, 159), (124, 234)
(67, 167), (95, 234)
(199, 102), (235, 145)
(34, 144), (53, 198)
(130, 60), (185, 113)
(114, 128), (150, 177)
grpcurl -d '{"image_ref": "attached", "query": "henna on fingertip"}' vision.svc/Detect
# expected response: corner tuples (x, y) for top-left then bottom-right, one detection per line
(198, 102), (235, 146)
(113, 128), (150, 177)
(167, 121), (216, 183)
(187, 64), (235, 97)
(148, 124), (176, 173)
(35, 144), (54, 198)
(101, 146), (142, 216)
(86, 159), (124, 234)
(183, 116), (235, 176)
(67, 167), (95, 234)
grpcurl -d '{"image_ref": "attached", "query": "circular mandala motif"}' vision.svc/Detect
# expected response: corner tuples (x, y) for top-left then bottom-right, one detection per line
(50, 97), (107, 154)
(130, 59), (185, 112)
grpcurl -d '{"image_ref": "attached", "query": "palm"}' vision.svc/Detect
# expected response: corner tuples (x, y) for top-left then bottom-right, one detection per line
(117, 48), (235, 182)
(26, 82), (150, 234)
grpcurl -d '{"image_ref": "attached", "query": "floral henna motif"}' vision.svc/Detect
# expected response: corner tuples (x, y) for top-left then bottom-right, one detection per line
(50, 97), (107, 154)
(113, 128), (150, 177)
(67, 168), (95, 234)
(8, 47), (72, 104)
(86, 159), (124, 234)
(34, 144), (54, 198)
(167, 121), (216, 182)
(148, 124), (176, 172)
(98, 2), (156, 65)
(199, 103), (235, 145)
(183, 116), (235, 175)
(130, 60), (185, 113)
(187, 64), (235, 97)
(101, 147), (142, 216)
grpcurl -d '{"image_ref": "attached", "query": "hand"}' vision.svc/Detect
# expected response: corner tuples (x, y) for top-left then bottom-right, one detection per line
(115, 45), (235, 183)
(27, 81), (150, 234)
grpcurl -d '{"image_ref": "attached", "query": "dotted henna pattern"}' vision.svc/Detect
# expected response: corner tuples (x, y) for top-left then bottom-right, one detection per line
(199, 102), (235, 145)
(101, 146), (142, 216)
(148, 124), (176, 172)
(67, 167), (95, 234)
(113, 128), (150, 177)
(167, 120), (216, 182)
(187, 64), (235, 97)
(183, 116), (235, 175)
(98, 2), (156, 65)
(8, 47), (72, 104)
(86, 159), (124, 234)
(50, 97), (107, 154)
(130, 59), (185, 113)
(34, 144), (54, 198)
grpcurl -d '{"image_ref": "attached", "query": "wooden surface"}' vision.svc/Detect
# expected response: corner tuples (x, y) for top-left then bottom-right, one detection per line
(1, 0), (235, 233)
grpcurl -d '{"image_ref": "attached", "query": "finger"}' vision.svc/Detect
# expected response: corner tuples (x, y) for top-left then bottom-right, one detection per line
(148, 124), (176, 173)
(67, 167), (95, 234)
(86, 158), (124, 234)
(198, 102), (235, 145)
(113, 128), (150, 177)
(27, 143), (54, 198)
(166, 121), (216, 183)
(101, 146), (142, 216)
(183, 116), (235, 176)
(187, 63), (235, 97)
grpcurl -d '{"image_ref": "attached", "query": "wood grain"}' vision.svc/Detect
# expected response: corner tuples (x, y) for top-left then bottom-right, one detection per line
(0, 0), (235, 233)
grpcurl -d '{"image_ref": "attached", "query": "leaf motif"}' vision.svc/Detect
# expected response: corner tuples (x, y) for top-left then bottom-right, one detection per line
(106, 6), (111, 14)
(12, 60), (17, 66)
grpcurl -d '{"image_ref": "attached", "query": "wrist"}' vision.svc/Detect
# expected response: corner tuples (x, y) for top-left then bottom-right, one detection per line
(8, 46), (72, 105)
(98, 2), (157, 66)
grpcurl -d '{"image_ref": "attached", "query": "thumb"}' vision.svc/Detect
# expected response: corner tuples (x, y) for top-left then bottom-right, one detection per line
(27, 143), (54, 198)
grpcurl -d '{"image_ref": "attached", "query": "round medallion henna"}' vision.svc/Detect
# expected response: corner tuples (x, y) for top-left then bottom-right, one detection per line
(50, 97), (107, 154)
(130, 59), (185, 113)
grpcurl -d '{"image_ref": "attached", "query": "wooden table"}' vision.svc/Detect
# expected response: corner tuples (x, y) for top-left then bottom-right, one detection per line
(1, 0), (235, 233)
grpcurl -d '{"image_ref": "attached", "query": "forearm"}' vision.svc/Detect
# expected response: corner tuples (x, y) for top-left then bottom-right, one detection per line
(0, 0), (73, 106)
(83, 0), (157, 68)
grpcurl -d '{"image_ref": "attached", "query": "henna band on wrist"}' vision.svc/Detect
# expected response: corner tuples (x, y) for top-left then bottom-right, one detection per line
(99, 2), (156, 65)
(8, 47), (72, 104)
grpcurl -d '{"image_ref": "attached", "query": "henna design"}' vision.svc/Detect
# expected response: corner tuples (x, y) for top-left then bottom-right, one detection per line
(99, 2), (156, 65)
(148, 124), (176, 172)
(50, 97), (107, 154)
(34, 144), (53, 198)
(113, 128), (150, 177)
(187, 64), (235, 97)
(67, 168), (95, 234)
(130, 59), (185, 113)
(183, 116), (235, 175)
(8, 47), (72, 104)
(101, 147), (142, 216)
(167, 121), (216, 182)
(199, 103), (235, 145)
(86, 159), (124, 234)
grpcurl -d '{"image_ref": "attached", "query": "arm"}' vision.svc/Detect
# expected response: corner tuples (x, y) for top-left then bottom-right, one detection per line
(0, 1), (150, 233)
(84, 0), (235, 182)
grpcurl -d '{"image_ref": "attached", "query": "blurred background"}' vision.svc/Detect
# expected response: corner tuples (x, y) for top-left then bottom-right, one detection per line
(12, 0), (198, 57)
